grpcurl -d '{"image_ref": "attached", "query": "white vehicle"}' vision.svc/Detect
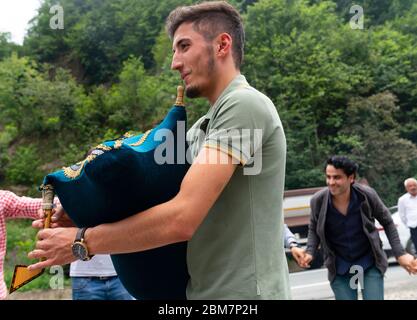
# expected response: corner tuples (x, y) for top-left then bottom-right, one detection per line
(375, 206), (415, 259)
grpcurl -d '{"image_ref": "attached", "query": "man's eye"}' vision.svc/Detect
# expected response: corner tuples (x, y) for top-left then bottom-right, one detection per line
(181, 44), (189, 50)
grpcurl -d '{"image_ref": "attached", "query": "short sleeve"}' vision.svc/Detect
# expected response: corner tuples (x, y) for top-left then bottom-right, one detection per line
(204, 88), (278, 166)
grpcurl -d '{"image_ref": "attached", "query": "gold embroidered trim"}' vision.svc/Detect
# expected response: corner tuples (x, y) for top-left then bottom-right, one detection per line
(129, 130), (151, 147)
(86, 154), (96, 162)
(63, 129), (152, 179)
(63, 160), (88, 179)
(95, 144), (112, 151)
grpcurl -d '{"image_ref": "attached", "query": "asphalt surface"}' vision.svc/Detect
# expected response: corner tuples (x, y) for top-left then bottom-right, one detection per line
(290, 264), (417, 300)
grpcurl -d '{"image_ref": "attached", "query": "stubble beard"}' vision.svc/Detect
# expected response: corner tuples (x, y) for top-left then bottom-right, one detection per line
(185, 85), (201, 99)
(185, 45), (216, 99)
(329, 187), (339, 196)
(330, 184), (351, 198)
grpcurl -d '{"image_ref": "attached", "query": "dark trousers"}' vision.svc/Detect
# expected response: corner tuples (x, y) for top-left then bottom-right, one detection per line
(330, 266), (384, 300)
(410, 227), (417, 252)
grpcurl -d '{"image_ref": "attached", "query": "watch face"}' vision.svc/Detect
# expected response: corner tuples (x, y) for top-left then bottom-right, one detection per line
(72, 242), (88, 260)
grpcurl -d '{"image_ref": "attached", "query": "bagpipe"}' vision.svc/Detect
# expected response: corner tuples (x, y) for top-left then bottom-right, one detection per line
(10, 86), (190, 299)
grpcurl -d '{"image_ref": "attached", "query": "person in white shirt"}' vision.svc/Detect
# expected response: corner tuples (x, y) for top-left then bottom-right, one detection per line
(398, 178), (417, 254)
(283, 224), (305, 265)
(70, 255), (134, 300)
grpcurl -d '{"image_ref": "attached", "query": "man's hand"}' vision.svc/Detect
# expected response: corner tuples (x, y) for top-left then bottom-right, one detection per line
(290, 247), (306, 265)
(27, 227), (78, 270)
(299, 253), (313, 268)
(397, 253), (417, 275)
(32, 205), (75, 229)
(412, 258), (417, 272)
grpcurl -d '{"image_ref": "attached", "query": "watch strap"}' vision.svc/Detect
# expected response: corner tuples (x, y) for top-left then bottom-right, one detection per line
(75, 227), (87, 242)
(73, 228), (93, 261)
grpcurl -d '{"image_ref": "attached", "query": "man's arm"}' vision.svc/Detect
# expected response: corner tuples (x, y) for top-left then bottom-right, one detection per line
(284, 224), (307, 265)
(284, 224), (297, 249)
(300, 197), (321, 268)
(88, 146), (237, 254)
(369, 188), (417, 274)
(1, 191), (42, 219)
(28, 147), (237, 269)
(305, 198), (320, 257)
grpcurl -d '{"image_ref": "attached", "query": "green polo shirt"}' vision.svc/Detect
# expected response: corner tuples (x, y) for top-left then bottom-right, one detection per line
(186, 74), (291, 299)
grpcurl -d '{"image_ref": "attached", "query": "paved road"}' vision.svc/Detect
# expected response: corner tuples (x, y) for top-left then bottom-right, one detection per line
(290, 264), (417, 300)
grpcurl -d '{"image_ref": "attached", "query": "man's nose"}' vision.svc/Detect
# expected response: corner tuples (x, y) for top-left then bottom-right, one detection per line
(171, 54), (183, 71)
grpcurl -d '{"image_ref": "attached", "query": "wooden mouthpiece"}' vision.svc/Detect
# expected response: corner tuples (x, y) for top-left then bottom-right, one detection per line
(40, 184), (55, 229)
(175, 85), (185, 107)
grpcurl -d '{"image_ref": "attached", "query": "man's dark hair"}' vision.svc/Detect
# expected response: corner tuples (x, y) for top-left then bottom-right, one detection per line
(325, 156), (359, 178)
(166, 1), (245, 69)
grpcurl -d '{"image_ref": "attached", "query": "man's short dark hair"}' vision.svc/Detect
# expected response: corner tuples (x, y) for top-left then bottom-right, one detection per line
(325, 156), (359, 178)
(166, 1), (245, 69)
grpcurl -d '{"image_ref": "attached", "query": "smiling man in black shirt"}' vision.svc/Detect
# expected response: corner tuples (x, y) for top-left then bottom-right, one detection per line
(300, 156), (417, 300)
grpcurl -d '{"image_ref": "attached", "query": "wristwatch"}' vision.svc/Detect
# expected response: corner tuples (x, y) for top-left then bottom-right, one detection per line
(72, 228), (93, 261)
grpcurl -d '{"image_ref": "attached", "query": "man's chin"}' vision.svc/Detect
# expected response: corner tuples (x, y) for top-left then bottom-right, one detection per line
(185, 86), (201, 99)
(328, 188), (338, 195)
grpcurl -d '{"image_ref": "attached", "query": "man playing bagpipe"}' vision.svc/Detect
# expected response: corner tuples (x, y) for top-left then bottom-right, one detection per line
(29, 1), (291, 299)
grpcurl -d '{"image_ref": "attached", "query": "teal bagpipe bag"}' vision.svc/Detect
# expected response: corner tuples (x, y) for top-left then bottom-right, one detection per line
(42, 94), (190, 300)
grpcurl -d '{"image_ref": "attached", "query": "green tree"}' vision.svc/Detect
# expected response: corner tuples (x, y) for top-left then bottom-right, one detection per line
(244, 0), (370, 188)
(24, 0), (193, 85)
(338, 92), (417, 204)
(24, 0), (76, 64)
(0, 55), (39, 133)
(104, 56), (196, 134)
(5, 145), (42, 185)
(331, 0), (415, 26)
(0, 32), (20, 60)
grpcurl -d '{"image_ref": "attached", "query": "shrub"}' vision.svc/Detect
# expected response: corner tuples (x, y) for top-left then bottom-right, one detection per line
(5, 145), (42, 185)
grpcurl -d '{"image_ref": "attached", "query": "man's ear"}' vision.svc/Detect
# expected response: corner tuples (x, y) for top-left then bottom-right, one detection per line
(216, 33), (232, 57)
